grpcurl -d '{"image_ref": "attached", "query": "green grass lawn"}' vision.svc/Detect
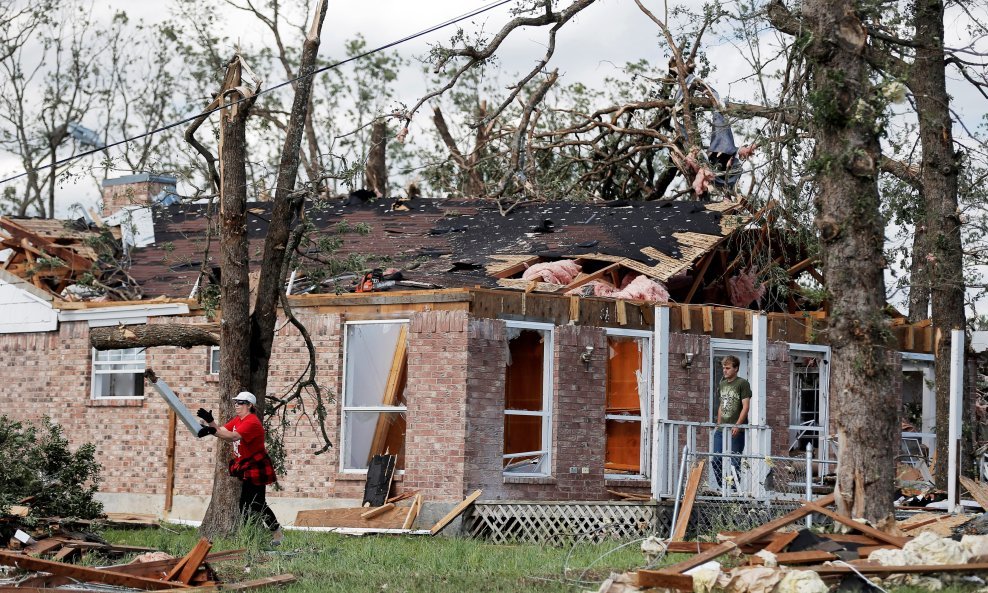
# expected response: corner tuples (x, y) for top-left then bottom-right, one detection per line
(99, 526), (983, 593)
(102, 525), (648, 592)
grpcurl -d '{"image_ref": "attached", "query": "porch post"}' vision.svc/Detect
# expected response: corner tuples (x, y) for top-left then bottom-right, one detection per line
(750, 313), (769, 497)
(652, 305), (670, 498)
(947, 329), (965, 512)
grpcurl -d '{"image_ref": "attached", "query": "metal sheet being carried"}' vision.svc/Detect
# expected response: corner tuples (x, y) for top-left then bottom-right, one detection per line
(149, 379), (205, 437)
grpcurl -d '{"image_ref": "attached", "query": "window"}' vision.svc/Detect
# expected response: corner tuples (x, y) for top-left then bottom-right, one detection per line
(341, 321), (409, 472)
(209, 346), (220, 375)
(91, 348), (146, 399)
(503, 321), (554, 476)
(788, 348), (829, 458)
(605, 330), (651, 479)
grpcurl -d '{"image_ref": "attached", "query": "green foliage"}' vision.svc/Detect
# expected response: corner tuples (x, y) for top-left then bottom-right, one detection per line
(0, 416), (103, 522)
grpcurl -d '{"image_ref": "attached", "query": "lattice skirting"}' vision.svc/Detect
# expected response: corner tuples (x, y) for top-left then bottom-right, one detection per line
(466, 501), (673, 545)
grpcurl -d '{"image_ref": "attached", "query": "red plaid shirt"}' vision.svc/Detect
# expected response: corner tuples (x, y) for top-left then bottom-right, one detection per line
(229, 451), (277, 486)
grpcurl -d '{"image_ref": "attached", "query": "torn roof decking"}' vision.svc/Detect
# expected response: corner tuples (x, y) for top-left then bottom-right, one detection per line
(128, 198), (748, 299)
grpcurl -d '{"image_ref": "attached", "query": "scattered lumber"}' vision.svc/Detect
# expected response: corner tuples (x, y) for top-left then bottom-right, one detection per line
(402, 493), (422, 529)
(960, 476), (988, 510)
(430, 489), (482, 536)
(0, 551), (190, 590)
(671, 459), (705, 541)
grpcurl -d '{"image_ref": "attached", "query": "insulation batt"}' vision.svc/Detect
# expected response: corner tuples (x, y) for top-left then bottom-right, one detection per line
(686, 564), (828, 593)
(727, 267), (765, 308)
(870, 531), (970, 566)
(773, 570), (828, 593)
(567, 274), (670, 302)
(522, 260), (582, 285)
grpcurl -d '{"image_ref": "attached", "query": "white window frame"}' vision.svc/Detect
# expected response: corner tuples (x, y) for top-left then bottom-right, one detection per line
(787, 344), (830, 461)
(604, 328), (652, 480)
(209, 346), (220, 375)
(503, 320), (555, 477)
(340, 319), (410, 474)
(90, 347), (146, 400)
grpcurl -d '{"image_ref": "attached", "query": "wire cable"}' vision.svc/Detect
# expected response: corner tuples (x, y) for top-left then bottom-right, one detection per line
(0, 0), (515, 187)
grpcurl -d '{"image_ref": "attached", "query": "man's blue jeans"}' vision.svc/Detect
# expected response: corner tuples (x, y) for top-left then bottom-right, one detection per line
(712, 429), (745, 488)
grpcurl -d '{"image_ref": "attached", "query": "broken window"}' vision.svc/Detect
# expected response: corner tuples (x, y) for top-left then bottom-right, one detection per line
(605, 331), (651, 478)
(788, 350), (828, 458)
(91, 347), (145, 399)
(503, 322), (554, 475)
(341, 321), (408, 472)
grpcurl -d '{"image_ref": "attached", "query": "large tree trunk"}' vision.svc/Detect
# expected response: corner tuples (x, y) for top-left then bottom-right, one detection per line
(803, 0), (897, 524)
(200, 55), (258, 538)
(249, 0), (328, 417)
(90, 324), (219, 350)
(910, 0), (965, 487)
(907, 221), (930, 323)
(365, 120), (388, 197)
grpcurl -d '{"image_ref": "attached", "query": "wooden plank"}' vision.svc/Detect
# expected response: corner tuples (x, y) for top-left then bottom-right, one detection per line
(402, 493), (422, 529)
(101, 550), (245, 578)
(800, 501), (908, 548)
(960, 476), (988, 510)
(368, 325), (408, 462)
(657, 493), (836, 574)
(51, 547), (78, 563)
(616, 300), (627, 325)
(164, 538), (211, 584)
(763, 530), (800, 554)
(702, 306), (713, 332)
(723, 310), (734, 334)
(569, 296), (579, 322)
(23, 538), (66, 557)
(671, 460), (705, 541)
(386, 490), (418, 504)
(636, 570), (696, 591)
(430, 489), (483, 536)
(680, 305), (691, 330)
(744, 311), (752, 336)
(0, 551), (189, 590)
(294, 506), (408, 529)
(749, 550), (837, 565)
(165, 410), (177, 513)
(176, 538), (213, 585)
(361, 503), (395, 520)
(562, 262), (623, 292)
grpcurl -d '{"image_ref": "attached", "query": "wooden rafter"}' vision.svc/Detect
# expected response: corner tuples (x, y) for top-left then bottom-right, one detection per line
(563, 262), (623, 292)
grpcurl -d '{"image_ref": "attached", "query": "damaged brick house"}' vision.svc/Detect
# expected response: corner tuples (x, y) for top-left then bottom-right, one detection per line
(0, 175), (940, 528)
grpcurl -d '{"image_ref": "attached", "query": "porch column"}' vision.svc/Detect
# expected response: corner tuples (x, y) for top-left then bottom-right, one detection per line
(947, 329), (965, 512)
(749, 313), (769, 497)
(651, 305), (670, 498)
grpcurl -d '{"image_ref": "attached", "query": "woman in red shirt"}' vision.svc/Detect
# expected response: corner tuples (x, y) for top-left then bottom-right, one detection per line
(198, 392), (282, 545)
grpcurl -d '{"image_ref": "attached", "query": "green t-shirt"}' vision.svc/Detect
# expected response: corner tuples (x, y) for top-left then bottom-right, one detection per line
(718, 377), (752, 424)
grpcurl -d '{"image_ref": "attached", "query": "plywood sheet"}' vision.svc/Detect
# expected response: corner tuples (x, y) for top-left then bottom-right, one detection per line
(294, 506), (408, 529)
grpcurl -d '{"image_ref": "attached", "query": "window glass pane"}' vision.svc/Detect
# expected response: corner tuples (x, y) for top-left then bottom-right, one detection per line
(789, 354), (823, 455)
(210, 347), (220, 375)
(92, 348), (146, 398)
(504, 414), (542, 458)
(605, 419), (641, 474)
(505, 329), (544, 411)
(606, 337), (642, 411)
(345, 323), (408, 407)
(344, 411), (406, 470)
(94, 373), (145, 398)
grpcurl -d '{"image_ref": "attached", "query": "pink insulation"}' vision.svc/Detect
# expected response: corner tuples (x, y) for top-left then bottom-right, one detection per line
(727, 267), (765, 308)
(565, 274), (669, 303)
(522, 259), (582, 285)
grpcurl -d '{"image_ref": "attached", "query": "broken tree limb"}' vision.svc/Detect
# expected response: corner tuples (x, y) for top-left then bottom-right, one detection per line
(90, 324), (220, 350)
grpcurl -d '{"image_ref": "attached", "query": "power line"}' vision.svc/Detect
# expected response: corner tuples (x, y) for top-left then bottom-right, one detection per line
(0, 0), (515, 187)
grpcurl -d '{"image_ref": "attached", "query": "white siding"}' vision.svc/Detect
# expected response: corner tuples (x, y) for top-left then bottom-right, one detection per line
(0, 281), (57, 333)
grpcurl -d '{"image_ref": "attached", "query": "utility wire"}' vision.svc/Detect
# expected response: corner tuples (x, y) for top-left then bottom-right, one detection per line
(0, 0), (515, 187)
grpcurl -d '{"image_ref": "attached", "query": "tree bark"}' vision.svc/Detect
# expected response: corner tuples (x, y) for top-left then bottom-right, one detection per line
(802, 0), (897, 524)
(907, 221), (930, 323)
(365, 120), (388, 197)
(249, 0), (328, 417)
(199, 54), (258, 539)
(909, 0), (965, 487)
(90, 324), (219, 350)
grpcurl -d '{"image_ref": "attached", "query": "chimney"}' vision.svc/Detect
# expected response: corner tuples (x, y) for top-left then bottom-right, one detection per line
(101, 174), (178, 217)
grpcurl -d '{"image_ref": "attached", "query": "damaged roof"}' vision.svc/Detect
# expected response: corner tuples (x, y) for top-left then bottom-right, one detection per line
(128, 197), (750, 299)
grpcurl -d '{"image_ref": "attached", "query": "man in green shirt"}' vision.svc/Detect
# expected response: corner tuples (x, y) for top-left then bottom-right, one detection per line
(713, 355), (751, 488)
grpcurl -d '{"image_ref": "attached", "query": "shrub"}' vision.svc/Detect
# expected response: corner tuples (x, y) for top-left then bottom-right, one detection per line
(0, 416), (104, 520)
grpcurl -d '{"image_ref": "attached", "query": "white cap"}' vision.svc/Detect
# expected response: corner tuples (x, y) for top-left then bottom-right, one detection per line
(233, 391), (257, 405)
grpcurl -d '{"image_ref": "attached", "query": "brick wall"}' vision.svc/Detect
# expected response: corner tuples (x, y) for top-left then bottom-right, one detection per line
(101, 175), (176, 217)
(766, 342), (792, 456)
(667, 333), (712, 422)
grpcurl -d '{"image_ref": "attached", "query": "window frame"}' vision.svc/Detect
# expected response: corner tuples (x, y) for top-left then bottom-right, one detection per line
(339, 319), (410, 474)
(90, 347), (146, 400)
(787, 344), (830, 461)
(503, 320), (555, 477)
(604, 328), (652, 480)
(208, 346), (220, 375)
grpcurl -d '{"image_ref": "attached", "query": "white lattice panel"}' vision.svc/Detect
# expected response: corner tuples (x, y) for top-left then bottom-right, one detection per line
(466, 501), (659, 545)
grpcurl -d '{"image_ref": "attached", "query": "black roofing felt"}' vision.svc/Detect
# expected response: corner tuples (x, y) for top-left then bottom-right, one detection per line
(432, 200), (725, 264)
(130, 197), (735, 297)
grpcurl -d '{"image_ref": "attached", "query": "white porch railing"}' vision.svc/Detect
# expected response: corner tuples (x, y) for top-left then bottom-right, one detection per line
(653, 420), (772, 498)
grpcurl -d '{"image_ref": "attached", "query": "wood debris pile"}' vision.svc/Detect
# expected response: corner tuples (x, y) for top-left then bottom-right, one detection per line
(599, 493), (988, 592)
(0, 507), (294, 592)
